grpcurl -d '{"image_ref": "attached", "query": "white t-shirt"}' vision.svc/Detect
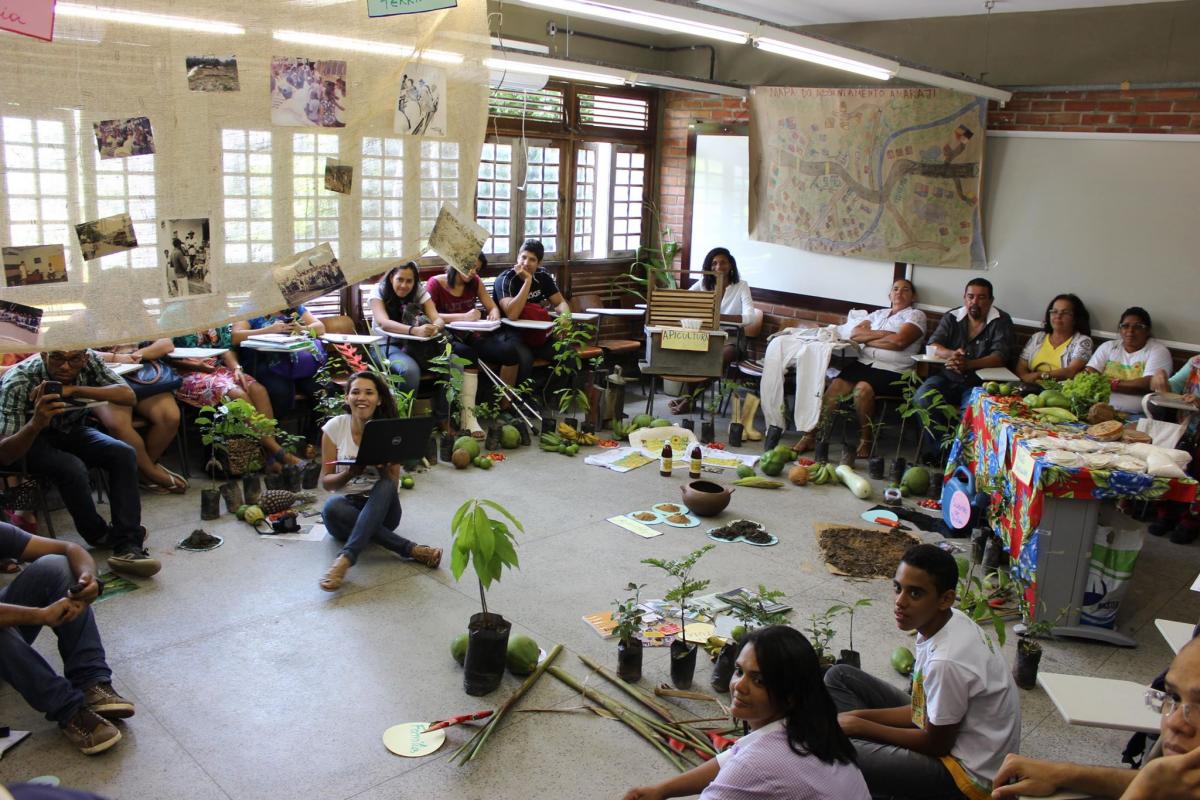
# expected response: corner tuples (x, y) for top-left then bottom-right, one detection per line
(1086, 339), (1174, 414)
(911, 608), (1021, 790)
(366, 282), (431, 306)
(857, 306), (927, 371)
(690, 278), (755, 320)
(708, 719), (870, 800)
(321, 414), (378, 492)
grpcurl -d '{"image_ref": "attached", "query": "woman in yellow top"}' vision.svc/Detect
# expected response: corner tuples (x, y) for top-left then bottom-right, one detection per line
(1015, 294), (1094, 384)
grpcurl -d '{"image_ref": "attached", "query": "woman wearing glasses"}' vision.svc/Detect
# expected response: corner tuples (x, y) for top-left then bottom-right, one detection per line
(1015, 294), (1094, 384)
(1085, 307), (1173, 414)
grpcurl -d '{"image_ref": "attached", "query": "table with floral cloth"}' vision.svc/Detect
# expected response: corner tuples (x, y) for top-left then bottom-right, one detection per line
(946, 388), (1198, 583)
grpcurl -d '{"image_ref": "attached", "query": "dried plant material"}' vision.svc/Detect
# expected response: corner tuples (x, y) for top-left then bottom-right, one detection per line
(815, 523), (919, 578)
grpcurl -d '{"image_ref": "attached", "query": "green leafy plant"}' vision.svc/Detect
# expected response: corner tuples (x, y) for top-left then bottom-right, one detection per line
(473, 395), (502, 426)
(893, 370), (962, 459)
(642, 544), (714, 645)
(724, 584), (789, 632)
(609, 206), (680, 302)
(826, 598), (873, 653)
(546, 312), (597, 411)
(428, 339), (473, 429)
(954, 556), (1008, 648)
(815, 392), (854, 444)
(555, 386), (590, 417)
(805, 606), (840, 664)
(197, 397), (279, 482)
(1014, 579), (1065, 641)
(313, 342), (415, 424)
(449, 499), (523, 618)
(612, 582), (647, 643)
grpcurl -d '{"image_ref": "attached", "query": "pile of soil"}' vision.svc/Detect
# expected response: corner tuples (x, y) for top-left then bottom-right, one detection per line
(815, 523), (920, 578)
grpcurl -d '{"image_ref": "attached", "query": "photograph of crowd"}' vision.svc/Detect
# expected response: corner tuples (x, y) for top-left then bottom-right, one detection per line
(324, 162), (353, 195)
(75, 213), (139, 261)
(394, 66), (445, 136)
(186, 55), (240, 92)
(270, 57), (347, 128)
(2, 244), (68, 287)
(161, 218), (213, 299)
(429, 203), (489, 278)
(92, 116), (156, 159)
(0, 299), (43, 347)
(273, 243), (347, 307)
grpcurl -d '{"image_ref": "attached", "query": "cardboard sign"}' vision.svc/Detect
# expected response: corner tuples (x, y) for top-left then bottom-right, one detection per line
(368, 0), (457, 17)
(1, 0), (56, 42)
(1013, 445), (1036, 487)
(660, 327), (709, 352)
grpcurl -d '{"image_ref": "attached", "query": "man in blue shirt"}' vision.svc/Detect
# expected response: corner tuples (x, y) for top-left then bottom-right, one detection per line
(0, 351), (159, 577)
(0, 521), (132, 754)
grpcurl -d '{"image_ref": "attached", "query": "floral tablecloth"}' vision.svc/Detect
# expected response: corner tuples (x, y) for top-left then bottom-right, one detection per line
(946, 388), (1198, 580)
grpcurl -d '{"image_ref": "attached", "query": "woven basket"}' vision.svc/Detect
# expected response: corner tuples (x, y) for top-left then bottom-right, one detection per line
(223, 437), (263, 477)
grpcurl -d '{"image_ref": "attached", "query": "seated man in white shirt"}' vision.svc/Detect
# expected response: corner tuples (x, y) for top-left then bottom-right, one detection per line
(992, 636), (1200, 800)
(825, 544), (1021, 799)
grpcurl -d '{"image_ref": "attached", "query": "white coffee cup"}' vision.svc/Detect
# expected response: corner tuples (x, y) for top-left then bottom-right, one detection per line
(680, 318), (701, 330)
(925, 345), (938, 357)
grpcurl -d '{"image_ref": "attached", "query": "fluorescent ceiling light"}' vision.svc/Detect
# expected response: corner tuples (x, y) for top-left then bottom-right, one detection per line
(56, 3), (244, 35)
(894, 65), (1012, 104)
(753, 36), (896, 81)
(628, 73), (747, 98)
(513, 0), (749, 44)
(273, 30), (463, 63)
(485, 56), (625, 86)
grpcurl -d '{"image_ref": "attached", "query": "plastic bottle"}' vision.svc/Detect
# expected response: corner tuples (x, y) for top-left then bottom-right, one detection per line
(660, 443), (673, 476)
(689, 445), (702, 479)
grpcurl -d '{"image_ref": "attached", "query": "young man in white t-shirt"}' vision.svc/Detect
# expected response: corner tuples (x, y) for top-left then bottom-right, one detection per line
(825, 544), (1021, 799)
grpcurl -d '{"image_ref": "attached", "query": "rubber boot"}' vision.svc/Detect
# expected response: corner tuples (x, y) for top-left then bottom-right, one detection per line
(764, 425), (783, 452)
(459, 371), (485, 439)
(729, 393), (744, 446)
(740, 392), (763, 441)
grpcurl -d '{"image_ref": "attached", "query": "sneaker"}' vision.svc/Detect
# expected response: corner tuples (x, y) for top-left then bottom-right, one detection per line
(84, 682), (135, 720)
(108, 547), (161, 578)
(61, 708), (122, 755)
(409, 545), (442, 569)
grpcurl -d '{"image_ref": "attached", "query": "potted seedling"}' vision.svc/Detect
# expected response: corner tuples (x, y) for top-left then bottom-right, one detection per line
(642, 544), (714, 690)
(827, 598), (873, 669)
(805, 605), (841, 671)
(713, 585), (788, 691)
(547, 313), (596, 431)
(812, 393), (852, 465)
(608, 209), (679, 303)
(1013, 582), (1062, 690)
(613, 582), (647, 683)
(554, 385), (590, 434)
(954, 556), (1008, 649)
(427, 340), (473, 439)
(197, 397), (277, 515)
(475, 397), (503, 452)
(893, 369), (961, 465)
(449, 498), (523, 696)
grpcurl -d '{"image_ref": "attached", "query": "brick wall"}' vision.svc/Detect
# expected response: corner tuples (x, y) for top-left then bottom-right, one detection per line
(988, 88), (1200, 134)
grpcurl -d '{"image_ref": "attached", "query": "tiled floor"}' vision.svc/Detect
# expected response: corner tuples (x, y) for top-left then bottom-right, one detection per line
(2, 396), (1196, 798)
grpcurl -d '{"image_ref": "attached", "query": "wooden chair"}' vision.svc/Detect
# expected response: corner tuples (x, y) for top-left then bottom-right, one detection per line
(320, 315), (358, 335)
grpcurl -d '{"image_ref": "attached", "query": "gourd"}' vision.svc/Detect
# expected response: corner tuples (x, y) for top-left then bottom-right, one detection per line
(835, 465), (872, 499)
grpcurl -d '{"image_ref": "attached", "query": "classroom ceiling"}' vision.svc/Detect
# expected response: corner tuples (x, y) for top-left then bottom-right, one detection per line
(693, 0), (1175, 26)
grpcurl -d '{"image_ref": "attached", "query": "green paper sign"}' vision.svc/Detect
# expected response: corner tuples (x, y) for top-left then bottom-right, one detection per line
(368, 0), (457, 17)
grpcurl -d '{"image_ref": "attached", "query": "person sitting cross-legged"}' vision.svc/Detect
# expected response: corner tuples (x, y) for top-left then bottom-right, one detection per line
(0, 521), (134, 755)
(0, 351), (159, 577)
(825, 544), (1021, 800)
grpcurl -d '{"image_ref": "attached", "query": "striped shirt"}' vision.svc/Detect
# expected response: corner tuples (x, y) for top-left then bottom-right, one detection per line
(704, 720), (870, 800)
(0, 352), (122, 436)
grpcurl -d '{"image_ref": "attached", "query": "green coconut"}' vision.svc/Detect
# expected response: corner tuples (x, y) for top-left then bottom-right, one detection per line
(451, 633), (468, 666)
(506, 634), (541, 676)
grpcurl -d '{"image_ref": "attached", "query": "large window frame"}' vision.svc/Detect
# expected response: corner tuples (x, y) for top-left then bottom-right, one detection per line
(480, 81), (657, 268)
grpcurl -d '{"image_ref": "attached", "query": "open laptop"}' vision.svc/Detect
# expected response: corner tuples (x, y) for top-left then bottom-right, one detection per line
(328, 416), (437, 466)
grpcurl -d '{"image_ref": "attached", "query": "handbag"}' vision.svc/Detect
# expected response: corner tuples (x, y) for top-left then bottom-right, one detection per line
(518, 302), (553, 348)
(266, 343), (327, 381)
(125, 360), (183, 400)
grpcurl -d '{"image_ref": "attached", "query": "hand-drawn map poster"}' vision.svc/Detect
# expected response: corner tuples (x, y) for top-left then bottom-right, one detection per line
(749, 87), (988, 269)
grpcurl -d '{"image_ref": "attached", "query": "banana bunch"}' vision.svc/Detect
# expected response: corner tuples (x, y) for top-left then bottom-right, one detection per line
(808, 463), (838, 485)
(576, 431), (598, 446)
(1031, 407), (1078, 423)
(733, 476), (784, 489)
(540, 431), (565, 451)
(558, 421), (579, 442)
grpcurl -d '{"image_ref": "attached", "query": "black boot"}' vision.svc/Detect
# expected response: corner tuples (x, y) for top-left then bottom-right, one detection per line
(764, 425), (783, 452)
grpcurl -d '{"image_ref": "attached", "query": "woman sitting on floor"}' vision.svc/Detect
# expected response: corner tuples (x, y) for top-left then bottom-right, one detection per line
(1085, 306), (1173, 415)
(94, 341), (187, 494)
(369, 260), (446, 394)
(796, 278), (926, 457)
(1015, 293), (1094, 384)
(317, 371), (441, 592)
(622, 625), (869, 800)
(172, 325), (300, 472)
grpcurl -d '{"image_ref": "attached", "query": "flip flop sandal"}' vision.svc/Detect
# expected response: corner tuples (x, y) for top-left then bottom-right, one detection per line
(0, 558), (20, 574)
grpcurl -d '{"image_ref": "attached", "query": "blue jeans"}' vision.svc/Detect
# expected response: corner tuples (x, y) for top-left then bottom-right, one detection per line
(239, 348), (322, 413)
(381, 342), (421, 393)
(322, 479), (414, 564)
(823, 664), (963, 799)
(24, 426), (143, 553)
(913, 371), (974, 462)
(0, 554), (111, 725)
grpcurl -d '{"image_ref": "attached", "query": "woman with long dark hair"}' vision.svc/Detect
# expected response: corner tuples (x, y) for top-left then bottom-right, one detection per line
(368, 260), (445, 393)
(317, 371), (441, 592)
(1015, 293), (1094, 384)
(622, 625), (868, 800)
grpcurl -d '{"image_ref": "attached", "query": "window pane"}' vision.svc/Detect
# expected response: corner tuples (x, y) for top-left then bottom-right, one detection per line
(222, 128), (273, 264)
(360, 137), (404, 260)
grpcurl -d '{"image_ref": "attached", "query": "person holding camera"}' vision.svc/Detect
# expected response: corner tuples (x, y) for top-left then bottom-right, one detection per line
(0, 351), (160, 577)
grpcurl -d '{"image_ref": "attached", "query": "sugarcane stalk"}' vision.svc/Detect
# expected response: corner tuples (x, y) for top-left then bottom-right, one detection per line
(451, 643), (563, 764)
(576, 654), (713, 754)
(548, 666), (690, 771)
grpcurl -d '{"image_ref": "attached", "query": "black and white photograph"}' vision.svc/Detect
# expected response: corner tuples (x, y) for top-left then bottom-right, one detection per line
(92, 116), (156, 159)
(0, 298), (43, 347)
(270, 57), (348, 128)
(186, 55), (240, 92)
(272, 243), (347, 307)
(161, 218), (213, 299)
(428, 203), (489, 278)
(74, 213), (139, 261)
(394, 65), (445, 136)
(2, 244), (68, 287)
(324, 161), (353, 195)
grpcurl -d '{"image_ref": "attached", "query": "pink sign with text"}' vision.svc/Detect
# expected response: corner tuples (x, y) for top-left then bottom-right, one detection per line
(1, 0), (56, 42)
